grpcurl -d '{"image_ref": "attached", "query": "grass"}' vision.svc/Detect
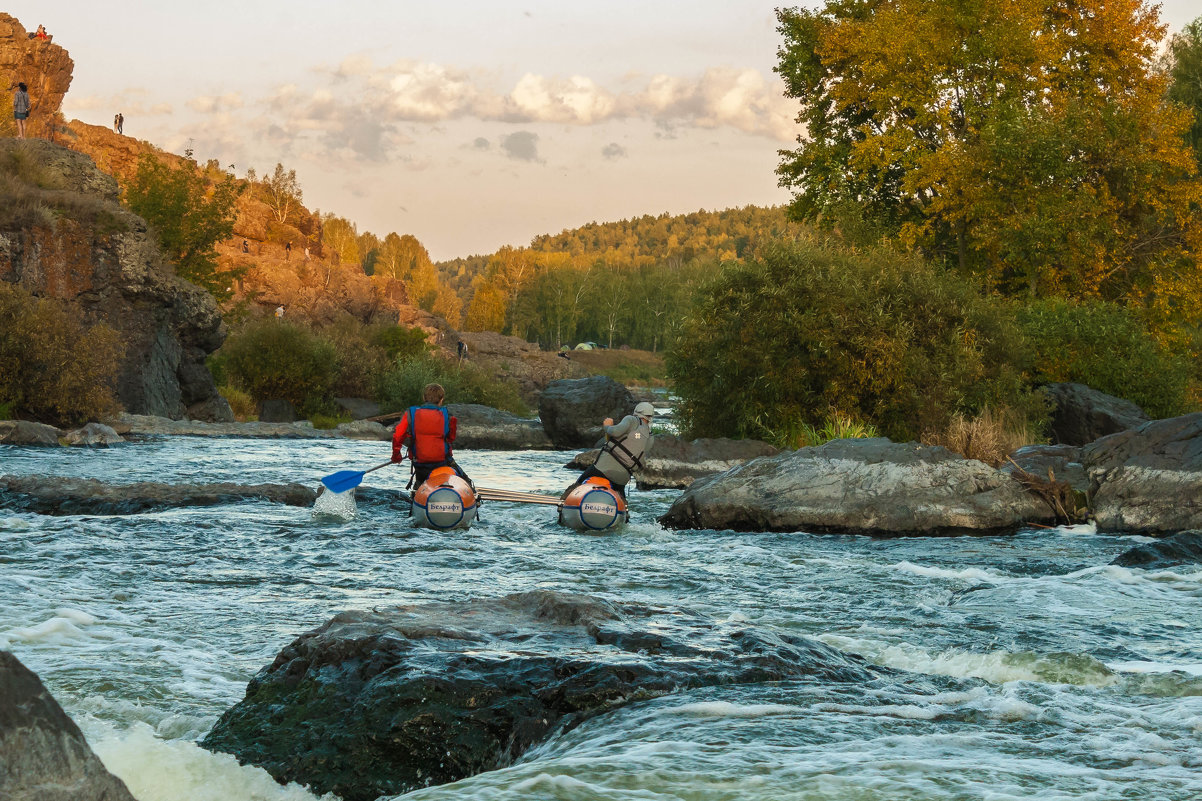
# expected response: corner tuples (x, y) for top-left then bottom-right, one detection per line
(562, 348), (668, 387)
(921, 406), (1043, 466)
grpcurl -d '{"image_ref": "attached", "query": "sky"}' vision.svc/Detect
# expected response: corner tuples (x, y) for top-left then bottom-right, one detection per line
(12, 1), (1201, 261)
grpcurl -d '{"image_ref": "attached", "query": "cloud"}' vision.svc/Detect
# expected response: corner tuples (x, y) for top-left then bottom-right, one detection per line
(472, 136), (490, 150)
(64, 89), (175, 117)
(187, 93), (245, 113)
(601, 142), (627, 160)
(500, 131), (541, 162)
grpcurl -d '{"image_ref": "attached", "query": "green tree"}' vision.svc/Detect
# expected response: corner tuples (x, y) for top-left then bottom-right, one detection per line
(124, 152), (243, 299)
(260, 162), (303, 226)
(776, 0), (1202, 308)
(1167, 17), (1202, 166)
(321, 214), (360, 265)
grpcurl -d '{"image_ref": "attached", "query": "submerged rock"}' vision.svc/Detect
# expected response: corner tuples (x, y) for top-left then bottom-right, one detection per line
(0, 475), (315, 515)
(0, 650), (138, 801)
(0, 421), (61, 446)
(1110, 531), (1202, 569)
(448, 403), (552, 450)
(202, 591), (874, 801)
(659, 438), (1056, 535)
(538, 376), (635, 448)
(63, 422), (123, 446)
(1044, 382), (1149, 446)
(1082, 413), (1202, 535)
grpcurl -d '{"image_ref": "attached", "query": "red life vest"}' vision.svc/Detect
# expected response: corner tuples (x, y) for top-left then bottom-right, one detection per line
(393, 405), (456, 465)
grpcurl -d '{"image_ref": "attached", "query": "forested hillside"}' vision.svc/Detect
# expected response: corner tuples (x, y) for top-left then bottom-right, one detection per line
(437, 205), (805, 351)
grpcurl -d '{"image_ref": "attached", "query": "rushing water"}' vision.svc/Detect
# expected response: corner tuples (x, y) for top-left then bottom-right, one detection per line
(2, 437), (1200, 800)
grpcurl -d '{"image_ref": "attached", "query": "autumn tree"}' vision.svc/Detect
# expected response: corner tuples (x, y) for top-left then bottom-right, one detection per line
(260, 163), (304, 226)
(1167, 17), (1202, 166)
(464, 278), (507, 332)
(321, 214), (360, 265)
(776, 0), (1202, 308)
(124, 151), (243, 299)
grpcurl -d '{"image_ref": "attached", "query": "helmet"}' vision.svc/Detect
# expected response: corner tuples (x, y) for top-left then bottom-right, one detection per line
(634, 402), (655, 418)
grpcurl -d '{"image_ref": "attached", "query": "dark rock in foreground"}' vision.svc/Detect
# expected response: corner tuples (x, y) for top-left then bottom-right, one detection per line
(0, 475), (315, 515)
(1082, 413), (1202, 534)
(202, 591), (874, 801)
(1110, 531), (1202, 569)
(448, 403), (552, 450)
(660, 438), (1056, 535)
(538, 376), (635, 448)
(1044, 382), (1149, 447)
(0, 650), (138, 801)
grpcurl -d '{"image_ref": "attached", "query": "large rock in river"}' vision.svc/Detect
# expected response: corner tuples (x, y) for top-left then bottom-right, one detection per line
(659, 438), (1056, 535)
(202, 591), (874, 801)
(0, 421), (61, 446)
(1082, 413), (1202, 534)
(1110, 531), (1202, 569)
(566, 434), (780, 489)
(538, 376), (635, 448)
(1043, 382), (1149, 446)
(0, 650), (138, 801)
(448, 403), (552, 450)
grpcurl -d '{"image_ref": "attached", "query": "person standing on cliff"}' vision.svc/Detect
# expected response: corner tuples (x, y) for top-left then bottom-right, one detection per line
(285, 241), (292, 261)
(115, 113), (124, 135)
(13, 83), (30, 139)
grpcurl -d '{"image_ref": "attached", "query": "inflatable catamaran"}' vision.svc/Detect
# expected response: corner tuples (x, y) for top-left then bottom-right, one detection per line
(411, 467), (478, 530)
(474, 478), (628, 532)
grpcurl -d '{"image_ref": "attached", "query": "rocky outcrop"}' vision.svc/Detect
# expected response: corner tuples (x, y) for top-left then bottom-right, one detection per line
(1081, 414), (1202, 534)
(335, 397), (380, 420)
(566, 434), (779, 489)
(62, 422), (123, 446)
(0, 14), (73, 140)
(458, 331), (588, 404)
(1110, 531), (1202, 569)
(659, 438), (1056, 535)
(0, 420), (61, 446)
(0, 139), (228, 419)
(538, 376), (636, 448)
(0, 475), (316, 515)
(333, 420), (389, 440)
(1044, 383), (1149, 446)
(113, 413), (339, 439)
(202, 591), (874, 801)
(0, 650), (138, 801)
(448, 403), (552, 450)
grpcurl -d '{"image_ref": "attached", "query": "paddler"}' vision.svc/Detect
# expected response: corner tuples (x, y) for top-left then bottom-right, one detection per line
(564, 401), (655, 500)
(390, 383), (473, 489)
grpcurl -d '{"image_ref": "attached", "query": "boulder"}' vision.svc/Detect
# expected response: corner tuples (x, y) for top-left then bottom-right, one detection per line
(637, 435), (779, 489)
(1043, 382), (1149, 446)
(1110, 531), (1202, 569)
(0, 650), (138, 801)
(114, 413), (339, 439)
(186, 395), (235, 423)
(447, 403), (552, 450)
(335, 397), (381, 420)
(62, 422), (123, 446)
(333, 420), (389, 440)
(0, 420), (61, 446)
(538, 376), (636, 448)
(659, 438), (1056, 535)
(257, 399), (297, 423)
(1081, 413), (1202, 534)
(0, 475), (316, 515)
(202, 591), (873, 801)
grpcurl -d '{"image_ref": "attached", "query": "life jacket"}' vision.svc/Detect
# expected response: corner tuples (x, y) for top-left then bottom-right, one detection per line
(601, 424), (647, 472)
(401, 405), (452, 465)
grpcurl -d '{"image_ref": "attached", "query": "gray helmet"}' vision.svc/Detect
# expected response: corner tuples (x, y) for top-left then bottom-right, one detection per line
(634, 402), (655, 418)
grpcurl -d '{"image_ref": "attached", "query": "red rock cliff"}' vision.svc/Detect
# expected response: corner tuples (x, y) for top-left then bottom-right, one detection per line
(0, 14), (72, 139)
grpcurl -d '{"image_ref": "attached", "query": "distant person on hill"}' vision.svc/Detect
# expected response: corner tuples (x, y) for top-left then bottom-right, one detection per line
(303, 246), (310, 261)
(457, 340), (468, 362)
(563, 402), (655, 501)
(285, 241), (292, 261)
(241, 239), (249, 253)
(114, 113), (123, 134)
(275, 305), (285, 318)
(35, 25), (49, 40)
(390, 383), (473, 489)
(12, 82), (30, 139)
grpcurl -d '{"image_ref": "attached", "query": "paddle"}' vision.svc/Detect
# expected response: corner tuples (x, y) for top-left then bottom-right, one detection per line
(320, 460), (396, 493)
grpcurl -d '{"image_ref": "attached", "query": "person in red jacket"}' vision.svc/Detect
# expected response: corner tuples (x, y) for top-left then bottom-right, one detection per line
(391, 383), (472, 488)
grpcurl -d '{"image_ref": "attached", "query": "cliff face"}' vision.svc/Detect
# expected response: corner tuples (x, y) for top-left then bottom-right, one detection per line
(0, 140), (231, 420)
(0, 14), (73, 139)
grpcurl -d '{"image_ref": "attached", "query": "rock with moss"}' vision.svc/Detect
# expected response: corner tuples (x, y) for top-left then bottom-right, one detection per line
(202, 591), (874, 801)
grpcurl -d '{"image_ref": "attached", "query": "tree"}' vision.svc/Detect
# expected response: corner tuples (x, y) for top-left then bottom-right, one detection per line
(776, 0), (1202, 307)
(464, 278), (507, 332)
(261, 163), (303, 226)
(321, 214), (360, 265)
(1167, 17), (1202, 167)
(124, 152), (243, 299)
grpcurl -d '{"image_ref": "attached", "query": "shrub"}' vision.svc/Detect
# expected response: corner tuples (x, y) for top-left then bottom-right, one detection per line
(0, 284), (124, 425)
(1015, 298), (1192, 419)
(371, 325), (430, 361)
(309, 413), (350, 430)
(218, 385), (256, 421)
(802, 412), (881, 448)
(922, 406), (1045, 466)
(322, 319), (390, 398)
(668, 239), (1042, 443)
(220, 319), (338, 416)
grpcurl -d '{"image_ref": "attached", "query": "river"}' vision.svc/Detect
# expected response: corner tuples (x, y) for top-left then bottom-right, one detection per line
(2, 436), (1200, 800)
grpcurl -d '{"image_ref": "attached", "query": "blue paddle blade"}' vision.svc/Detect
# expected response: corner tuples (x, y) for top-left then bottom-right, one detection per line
(320, 469), (364, 494)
